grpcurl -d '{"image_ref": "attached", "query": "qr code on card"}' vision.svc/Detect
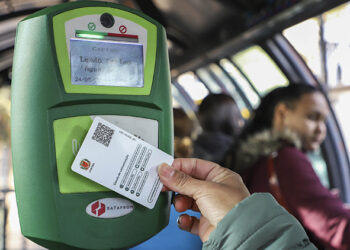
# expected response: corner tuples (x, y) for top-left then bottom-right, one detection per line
(92, 122), (114, 147)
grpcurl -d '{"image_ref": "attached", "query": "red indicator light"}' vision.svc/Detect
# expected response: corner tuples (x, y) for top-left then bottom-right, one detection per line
(107, 33), (138, 39)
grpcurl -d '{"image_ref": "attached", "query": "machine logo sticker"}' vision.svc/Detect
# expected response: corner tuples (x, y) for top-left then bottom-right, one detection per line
(91, 201), (105, 216)
(86, 198), (134, 218)
(80, 159), (91, 170)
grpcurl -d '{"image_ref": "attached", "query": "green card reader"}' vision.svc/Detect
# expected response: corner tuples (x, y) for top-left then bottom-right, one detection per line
(11, 1), (172, 249)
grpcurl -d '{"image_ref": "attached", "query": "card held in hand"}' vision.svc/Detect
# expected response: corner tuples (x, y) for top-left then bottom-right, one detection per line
(71, 116), (174, 209)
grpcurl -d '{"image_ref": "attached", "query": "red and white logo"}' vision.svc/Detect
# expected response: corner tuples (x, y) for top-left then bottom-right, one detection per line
(91, 201), (106, 216)
(86, 198), (134, 218)
(80, 159), (91, 170)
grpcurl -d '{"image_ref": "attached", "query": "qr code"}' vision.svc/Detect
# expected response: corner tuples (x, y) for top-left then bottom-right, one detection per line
(92, 122), (114, 147)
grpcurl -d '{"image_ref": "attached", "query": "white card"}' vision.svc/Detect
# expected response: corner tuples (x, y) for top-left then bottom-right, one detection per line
(71, 117), (174, 209)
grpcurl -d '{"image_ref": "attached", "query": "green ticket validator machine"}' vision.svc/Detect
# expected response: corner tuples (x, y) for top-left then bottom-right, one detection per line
(11, 1), (172, 249)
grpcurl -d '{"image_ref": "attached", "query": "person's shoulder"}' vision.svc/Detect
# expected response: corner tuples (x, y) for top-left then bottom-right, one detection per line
(276, 145), (310, 168)
(278, 145), (305, 157)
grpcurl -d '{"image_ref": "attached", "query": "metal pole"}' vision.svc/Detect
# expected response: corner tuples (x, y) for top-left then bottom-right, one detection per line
(319, 15), (328, 85)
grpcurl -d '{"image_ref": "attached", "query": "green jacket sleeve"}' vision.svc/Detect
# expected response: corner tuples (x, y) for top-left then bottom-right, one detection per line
(202, 193), (317, 250)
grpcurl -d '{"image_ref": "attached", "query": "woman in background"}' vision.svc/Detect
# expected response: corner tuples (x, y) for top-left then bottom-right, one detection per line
(232, 83), (350, 249)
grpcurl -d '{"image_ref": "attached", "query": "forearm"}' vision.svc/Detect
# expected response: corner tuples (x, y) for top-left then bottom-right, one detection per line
(203, 193), (316, 250)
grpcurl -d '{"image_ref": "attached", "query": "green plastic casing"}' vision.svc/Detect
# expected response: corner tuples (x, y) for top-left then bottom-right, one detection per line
(11, 1), (173, 249)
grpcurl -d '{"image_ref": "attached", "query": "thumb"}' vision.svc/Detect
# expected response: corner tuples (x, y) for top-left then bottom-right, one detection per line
(158, 163), (201, 198)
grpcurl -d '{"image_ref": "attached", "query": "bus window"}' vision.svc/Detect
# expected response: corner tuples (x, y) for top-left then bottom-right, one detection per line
(322, 4), (350, 87)
(207, 63), (248, 112)
(284, 3), (350, 88)
(195, 68), (222, 93)
(232, 45), (289, 95)
(219, 58), (260, 108)
(177, 72), (209, 103)
(283, 19), (323, 82)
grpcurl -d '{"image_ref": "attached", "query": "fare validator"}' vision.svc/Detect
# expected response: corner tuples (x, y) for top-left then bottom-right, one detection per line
(11, 1), (173, 249)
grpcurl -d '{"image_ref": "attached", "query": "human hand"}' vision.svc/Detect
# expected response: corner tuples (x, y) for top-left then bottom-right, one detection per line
(158, 158), (250, 242)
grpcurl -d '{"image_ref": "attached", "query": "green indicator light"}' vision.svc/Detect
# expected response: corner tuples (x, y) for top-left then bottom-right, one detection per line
(76, 33), (105, 39)
(76, 30), (107, 40)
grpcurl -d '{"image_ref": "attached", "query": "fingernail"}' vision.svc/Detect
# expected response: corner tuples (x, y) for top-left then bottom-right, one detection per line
(158, 163), (175, 179)
(177, 215), (183, 226)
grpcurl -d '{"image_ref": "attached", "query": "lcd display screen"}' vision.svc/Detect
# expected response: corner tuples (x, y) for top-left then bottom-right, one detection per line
(70, 38), (144, 87)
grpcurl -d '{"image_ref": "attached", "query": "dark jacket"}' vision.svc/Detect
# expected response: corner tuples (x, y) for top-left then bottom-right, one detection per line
(235, 129), (350, 250)
(193, 131), (233, 165)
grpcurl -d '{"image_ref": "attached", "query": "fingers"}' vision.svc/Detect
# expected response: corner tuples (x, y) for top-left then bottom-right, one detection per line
(177, 214), (200, 235)
(173, 194), (199, 212)
(177, 214), (214, 242)
(158, 163), (202, 198)
(172, 158), (222, 181)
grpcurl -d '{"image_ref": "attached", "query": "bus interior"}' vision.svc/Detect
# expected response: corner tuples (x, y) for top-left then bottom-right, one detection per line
(1, 0), (350, 249)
